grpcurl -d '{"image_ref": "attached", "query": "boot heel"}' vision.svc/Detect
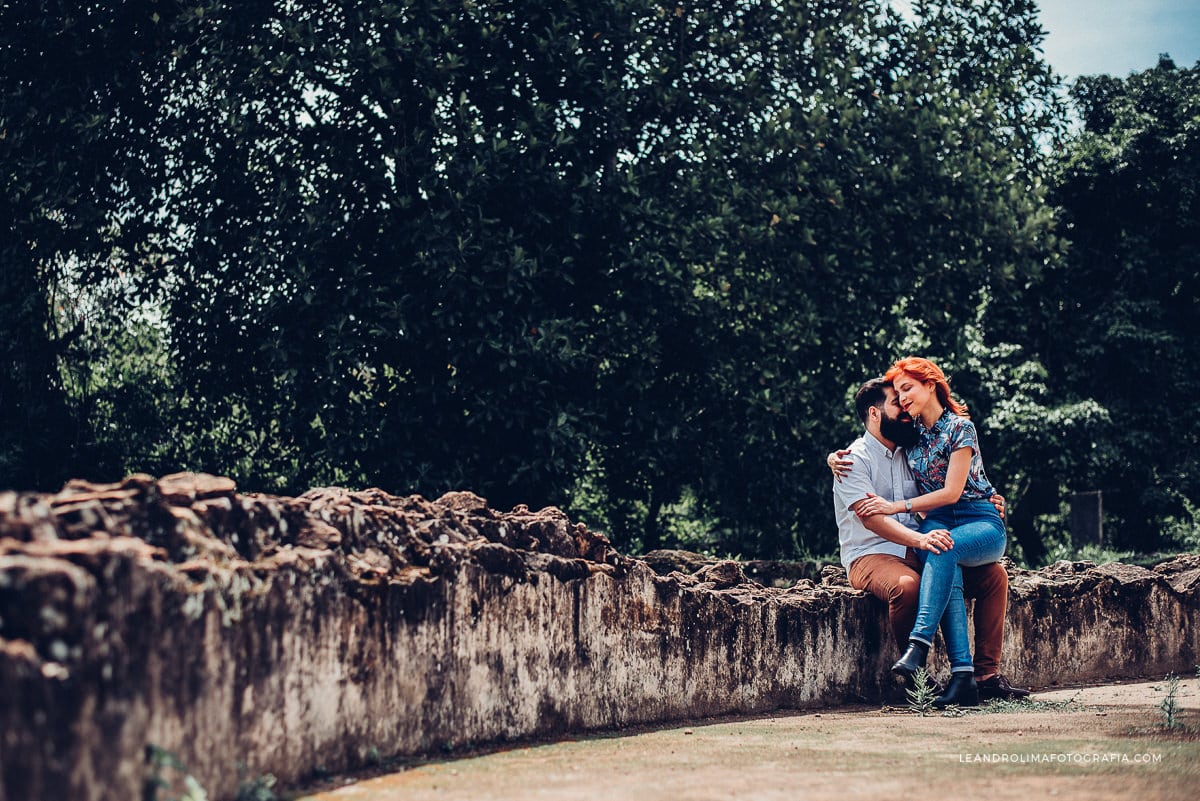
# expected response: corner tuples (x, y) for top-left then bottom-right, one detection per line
(890, 640), (929, 681)
(933, 673), (979, 708)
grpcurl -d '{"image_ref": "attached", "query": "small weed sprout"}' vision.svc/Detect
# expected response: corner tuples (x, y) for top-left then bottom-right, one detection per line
(1160, 673), (1183, 730)
(235, 773), (277, 801)
(179, 777), (209, 801)
(144, 745), (209, 801)
(907, 667), (937, 716)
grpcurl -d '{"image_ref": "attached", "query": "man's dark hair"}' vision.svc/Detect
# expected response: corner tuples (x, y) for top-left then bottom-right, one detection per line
(854, 377), (890, 424)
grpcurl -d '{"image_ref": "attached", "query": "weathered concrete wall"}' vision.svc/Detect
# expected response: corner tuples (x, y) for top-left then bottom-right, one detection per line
(1, 474), (1198, 801)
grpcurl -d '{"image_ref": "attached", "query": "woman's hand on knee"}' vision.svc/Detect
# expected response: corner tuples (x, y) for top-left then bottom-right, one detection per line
(918, 529), (954, 555)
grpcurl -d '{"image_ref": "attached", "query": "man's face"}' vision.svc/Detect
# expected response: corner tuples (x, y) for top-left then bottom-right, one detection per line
(879, 386), (919, 448)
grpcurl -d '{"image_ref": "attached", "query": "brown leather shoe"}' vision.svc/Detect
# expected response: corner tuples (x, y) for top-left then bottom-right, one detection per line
(977, 674), (1031, 700)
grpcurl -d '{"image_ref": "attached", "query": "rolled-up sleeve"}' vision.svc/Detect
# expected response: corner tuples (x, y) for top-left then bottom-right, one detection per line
(831, 450), (873, 511)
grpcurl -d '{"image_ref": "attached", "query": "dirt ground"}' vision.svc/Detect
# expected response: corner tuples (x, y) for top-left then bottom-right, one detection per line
(294, 677), (1200, 801)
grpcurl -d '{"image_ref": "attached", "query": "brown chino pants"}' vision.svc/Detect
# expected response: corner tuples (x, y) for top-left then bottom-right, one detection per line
(848, 550), (1007, 677)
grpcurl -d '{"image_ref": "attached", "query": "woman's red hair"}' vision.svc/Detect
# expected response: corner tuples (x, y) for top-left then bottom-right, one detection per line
(884, 357), (970, 419)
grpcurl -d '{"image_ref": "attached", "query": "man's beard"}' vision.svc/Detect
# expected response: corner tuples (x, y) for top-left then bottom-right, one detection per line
(880, 412), (920, 449)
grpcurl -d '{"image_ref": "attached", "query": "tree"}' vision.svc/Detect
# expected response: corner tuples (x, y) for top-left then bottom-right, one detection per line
(0, 1), (191, 489)
(621, 0), (1065, 557)
(4, 1), (1066, 562)
(1039, 55), (1200, 551)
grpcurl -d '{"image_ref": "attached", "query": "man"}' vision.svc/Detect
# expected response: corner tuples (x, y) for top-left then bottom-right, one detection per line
(830, 377), (1029, 701)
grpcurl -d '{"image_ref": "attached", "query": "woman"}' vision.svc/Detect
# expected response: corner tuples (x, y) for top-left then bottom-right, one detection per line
(853, 357), (1006, 707)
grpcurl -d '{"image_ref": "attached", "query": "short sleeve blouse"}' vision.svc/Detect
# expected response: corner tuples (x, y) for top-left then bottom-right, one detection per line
(906, 410), (996, 500)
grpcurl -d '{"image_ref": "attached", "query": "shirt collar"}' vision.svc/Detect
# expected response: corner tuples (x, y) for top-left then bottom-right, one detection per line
(865, 430), (903, 460)
(923, 408), (954, 433)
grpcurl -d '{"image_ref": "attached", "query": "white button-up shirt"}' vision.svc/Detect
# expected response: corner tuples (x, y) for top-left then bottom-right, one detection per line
(832, 432), (921, 571)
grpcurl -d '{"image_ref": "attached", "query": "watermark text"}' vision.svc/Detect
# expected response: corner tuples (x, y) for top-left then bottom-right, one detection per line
(958, 752), (1162, 765)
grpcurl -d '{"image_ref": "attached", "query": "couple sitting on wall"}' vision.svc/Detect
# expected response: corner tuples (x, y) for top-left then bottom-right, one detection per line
(829, 357), (1030, 706)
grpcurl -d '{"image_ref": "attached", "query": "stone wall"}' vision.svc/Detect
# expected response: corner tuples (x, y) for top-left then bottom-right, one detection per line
(2, 474), (1198, 801)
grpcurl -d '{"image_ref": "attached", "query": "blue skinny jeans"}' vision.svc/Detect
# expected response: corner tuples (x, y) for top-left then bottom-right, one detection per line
(910, 499), (1006, 673)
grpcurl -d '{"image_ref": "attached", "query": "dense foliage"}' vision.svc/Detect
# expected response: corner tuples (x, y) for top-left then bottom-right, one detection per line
(1040, 56), (1200, 552)
(2, 1), (1194, 561)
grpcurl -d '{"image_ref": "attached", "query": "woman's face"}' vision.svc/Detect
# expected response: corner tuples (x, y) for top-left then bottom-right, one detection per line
(893, 371), (936, 420)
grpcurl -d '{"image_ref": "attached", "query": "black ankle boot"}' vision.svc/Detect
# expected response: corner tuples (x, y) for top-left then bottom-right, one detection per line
(891, 640), (929, 681)
(933, 673), (979, 708)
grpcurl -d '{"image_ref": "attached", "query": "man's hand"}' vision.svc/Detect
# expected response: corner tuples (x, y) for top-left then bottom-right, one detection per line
(827, 449), (854, 482)
(990, 493), (1006, 519)
(854, 492), (899, 518)
(918, 529), (954, 554)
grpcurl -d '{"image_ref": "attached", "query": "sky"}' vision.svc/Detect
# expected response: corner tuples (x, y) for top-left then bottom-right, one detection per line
(1036, 0), (1200, 79)
(890, 1), (1200, 80)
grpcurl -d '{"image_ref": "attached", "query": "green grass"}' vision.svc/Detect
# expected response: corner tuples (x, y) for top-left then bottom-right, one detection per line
(970, 693), (1086, 715)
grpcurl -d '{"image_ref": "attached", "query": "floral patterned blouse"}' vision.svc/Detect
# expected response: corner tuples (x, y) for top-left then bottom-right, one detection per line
(907, 409), (996, 500)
